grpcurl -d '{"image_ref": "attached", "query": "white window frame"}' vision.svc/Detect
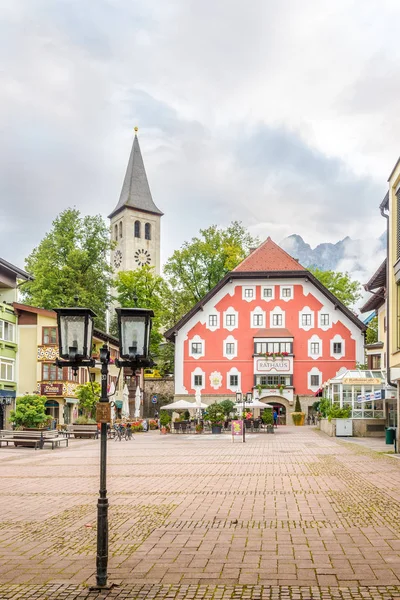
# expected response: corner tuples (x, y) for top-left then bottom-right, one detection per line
(224, 307), (238, 331)
(229, 374), (239, 387)
(318, 309), (332, 331)
(299, 307), (314, 332)
(261, 286), (274, 302)
(272, 314), (283, 327)
(0, 320), (14, 342)
(191, 367), (205, 390)
(308, 335), (323, 360)
(188, 335), (205, 360)
(227, 367), (241, 392)
(270, 306), (285, 328)
(194, 374), (203, 387)
(0, 357), (14, 382)
(308, 367), (323, 392)
(207, 311), (220, 331)
(320, 314), (329, 326)
(242, 286), (256, 302)
(250, 306), (266, 329)
(223, 335), (238, 360)
(310, 342), (320, 355)
(280, 285), (293, 301)
(330, 335), (345, 359)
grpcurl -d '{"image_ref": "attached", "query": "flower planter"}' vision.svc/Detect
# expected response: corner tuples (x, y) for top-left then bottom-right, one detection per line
(211, 425), (222, 434)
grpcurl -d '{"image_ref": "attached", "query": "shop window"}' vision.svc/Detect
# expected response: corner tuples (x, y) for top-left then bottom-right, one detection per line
(43, 327), (57, 345)
(145, 223), (151, 240)
(134, 220), (141, 238)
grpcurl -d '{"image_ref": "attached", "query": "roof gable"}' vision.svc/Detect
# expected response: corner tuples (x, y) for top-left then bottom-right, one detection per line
(108, 133), (163, 219)
(234, 237), (304, 272)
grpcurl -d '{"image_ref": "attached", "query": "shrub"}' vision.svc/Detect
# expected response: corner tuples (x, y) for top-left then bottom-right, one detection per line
(74, 416), (96, 425)
(10, 394), (47, 429)
(195, 423), (203, 433)
(149, 420), (158, 430)
(261, 409), (274, 425)
(205, 402), (225, 425)
(319, 398), (330, 418)
(159, 411), (171, 427)
(292, 412), (303, 425)
(327, 405), (351, 421)
(294, 395), (302, 413)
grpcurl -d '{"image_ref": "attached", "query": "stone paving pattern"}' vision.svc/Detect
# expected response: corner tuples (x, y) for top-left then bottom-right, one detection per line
(1, 427), (400, 599)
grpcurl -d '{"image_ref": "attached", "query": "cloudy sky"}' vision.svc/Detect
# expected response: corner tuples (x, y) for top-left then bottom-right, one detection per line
(1, 0), (399, 273)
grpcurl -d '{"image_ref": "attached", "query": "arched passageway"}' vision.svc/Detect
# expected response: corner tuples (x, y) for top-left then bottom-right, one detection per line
(259, 395), (291, 425)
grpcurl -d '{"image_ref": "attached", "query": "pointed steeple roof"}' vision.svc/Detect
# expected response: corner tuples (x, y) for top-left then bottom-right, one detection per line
(108, 132), (163, 219)
(234, 237), (304, 272)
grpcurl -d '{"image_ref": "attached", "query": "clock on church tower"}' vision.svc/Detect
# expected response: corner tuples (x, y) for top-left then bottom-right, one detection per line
(108, 129), (163, 275)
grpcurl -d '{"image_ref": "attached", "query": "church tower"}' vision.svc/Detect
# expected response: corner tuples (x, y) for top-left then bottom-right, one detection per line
(108, 129), (163, 275)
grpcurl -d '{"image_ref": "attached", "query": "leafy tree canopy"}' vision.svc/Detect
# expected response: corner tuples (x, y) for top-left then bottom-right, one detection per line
(23, 209), (113, 329)
(309, 268), (362, 309)
(112, 265), (168, 355)
(164, 221), (258, 317)
(10, 394), (47, 428)
(365, 316), (378, 345)
(76, 381), (101, 419)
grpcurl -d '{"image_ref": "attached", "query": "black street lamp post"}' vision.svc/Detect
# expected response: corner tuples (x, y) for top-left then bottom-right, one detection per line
(55, 306), (154, 589)
(235, 391), (254, 443)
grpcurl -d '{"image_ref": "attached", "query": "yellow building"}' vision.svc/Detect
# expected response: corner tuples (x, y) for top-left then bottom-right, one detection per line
(360, 259), (386, 370)
(381, 158), (400, 444)
(13, 304), (123, 425)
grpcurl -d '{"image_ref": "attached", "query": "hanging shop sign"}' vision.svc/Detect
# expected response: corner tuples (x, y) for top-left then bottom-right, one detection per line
(40, 383), (63, 396)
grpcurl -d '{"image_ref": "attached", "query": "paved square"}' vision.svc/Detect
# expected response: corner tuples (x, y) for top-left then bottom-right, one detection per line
(1, 427), (400, 599)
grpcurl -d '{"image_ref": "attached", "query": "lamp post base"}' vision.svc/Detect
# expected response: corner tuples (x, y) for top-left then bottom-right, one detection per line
(89, 582), (118, 591)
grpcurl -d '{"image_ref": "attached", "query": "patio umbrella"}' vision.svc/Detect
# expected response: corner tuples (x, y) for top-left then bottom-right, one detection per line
(195, 389), (208, 416)
(134, 385), (141, 418)
(122, 384), (130, 418)
(235, 399), (273, 409)
(161, 399), (198, 410)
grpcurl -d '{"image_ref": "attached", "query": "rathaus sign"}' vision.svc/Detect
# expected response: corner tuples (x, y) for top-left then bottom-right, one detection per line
(254, 358), (293, 374)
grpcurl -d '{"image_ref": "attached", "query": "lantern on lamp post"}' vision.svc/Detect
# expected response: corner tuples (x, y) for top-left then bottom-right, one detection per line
(55, 305), (154, 589)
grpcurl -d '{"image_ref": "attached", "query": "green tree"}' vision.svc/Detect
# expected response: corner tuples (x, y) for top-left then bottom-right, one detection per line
(156, 343), (175, 376)
(294, 395), (302, 413)
(23, 209), (113, 329)
(365, 316), (378, 344)
(164, 222), (258, 318)
(76, 381), (101, 419)
(10, 394), (47, 428)
(113, 265), (168, 355)
(309, 268), (362, 309)
(219, 399), (236, 417)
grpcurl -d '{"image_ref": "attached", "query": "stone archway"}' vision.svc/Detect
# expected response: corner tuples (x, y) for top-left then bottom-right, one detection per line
(259, 395), (292, 426)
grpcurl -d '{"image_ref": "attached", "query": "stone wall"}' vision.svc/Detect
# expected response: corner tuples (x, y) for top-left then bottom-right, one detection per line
(319, 418), (386, 438)
(319, 418), (335, 437)
(142, 378), (174, 418)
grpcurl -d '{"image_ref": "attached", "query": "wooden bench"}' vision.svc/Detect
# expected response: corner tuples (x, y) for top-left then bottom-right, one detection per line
(0, 429), (68, 450)
(66, 425), (99, 439)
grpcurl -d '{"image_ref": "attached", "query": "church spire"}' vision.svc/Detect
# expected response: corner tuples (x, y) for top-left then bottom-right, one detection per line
(108, 130), (163, 219)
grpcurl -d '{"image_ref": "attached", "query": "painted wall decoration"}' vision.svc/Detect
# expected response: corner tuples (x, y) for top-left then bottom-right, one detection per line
(209, 371), (223, 390)
(37, 345), (59, 361)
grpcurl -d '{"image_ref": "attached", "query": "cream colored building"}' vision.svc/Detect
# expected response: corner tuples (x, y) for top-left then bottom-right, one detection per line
(109, 131), (163, 276)
(13, 304), (123, 425)
(381, 157), (400, 445)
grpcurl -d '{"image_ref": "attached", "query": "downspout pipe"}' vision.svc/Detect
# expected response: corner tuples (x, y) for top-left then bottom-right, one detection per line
(380, 201), (395, 388)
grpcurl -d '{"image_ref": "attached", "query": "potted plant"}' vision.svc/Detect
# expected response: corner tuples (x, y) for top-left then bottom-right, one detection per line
(159, 410), (171, 434)
(261, 408), (274, 433)
(205, 403), (225, 434)
(291, 395), (305, 426)
(195, 423), (203, 434)
(9, 394), (48, 446)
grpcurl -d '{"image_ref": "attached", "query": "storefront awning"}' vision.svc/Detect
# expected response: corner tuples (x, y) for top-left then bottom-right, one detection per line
(65, 398), (78, 404)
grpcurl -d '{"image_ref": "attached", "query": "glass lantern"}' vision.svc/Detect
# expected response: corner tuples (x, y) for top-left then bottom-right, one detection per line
(115, 308), (154, 360)
(54, 308), (96, 361)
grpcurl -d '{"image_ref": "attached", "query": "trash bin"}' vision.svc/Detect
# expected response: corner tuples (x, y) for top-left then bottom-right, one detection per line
(386, 427), (396, 445)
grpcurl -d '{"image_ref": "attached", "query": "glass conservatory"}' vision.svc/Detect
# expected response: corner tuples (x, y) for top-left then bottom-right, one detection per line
(322, 369), (396, 422)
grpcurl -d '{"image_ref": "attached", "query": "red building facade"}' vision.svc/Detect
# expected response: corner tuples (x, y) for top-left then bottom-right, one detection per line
(165, 239), (366, 416)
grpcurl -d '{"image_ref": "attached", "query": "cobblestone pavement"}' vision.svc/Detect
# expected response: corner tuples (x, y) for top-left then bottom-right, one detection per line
(1, 427), (400, 599)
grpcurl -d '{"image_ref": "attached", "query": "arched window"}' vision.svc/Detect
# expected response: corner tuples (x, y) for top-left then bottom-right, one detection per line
(134, 220), (141, 238)
(114, 224), (118, 241)
(145, 223), (151, 240)
(119, 222), (123, 239)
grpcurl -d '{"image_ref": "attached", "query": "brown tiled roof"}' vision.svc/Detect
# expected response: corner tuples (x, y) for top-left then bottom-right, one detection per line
(364, 259), (386, 291)
(253, 328), (293, 338)
(234, 237), (305, 273)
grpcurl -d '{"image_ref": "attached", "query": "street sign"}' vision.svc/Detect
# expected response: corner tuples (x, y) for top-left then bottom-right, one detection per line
(96, 402), (111, 423)
(151, 395), (158, 404)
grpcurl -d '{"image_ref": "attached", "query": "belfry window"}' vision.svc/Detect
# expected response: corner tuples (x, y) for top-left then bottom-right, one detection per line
(114, 224), (118, 241)
(134, 221), (141, 238)
(145, 223), (151, 240)
(119, 222), (123, 239)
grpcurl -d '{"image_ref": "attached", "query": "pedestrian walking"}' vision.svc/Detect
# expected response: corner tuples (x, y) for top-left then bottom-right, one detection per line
(273, 410), (278, 428)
